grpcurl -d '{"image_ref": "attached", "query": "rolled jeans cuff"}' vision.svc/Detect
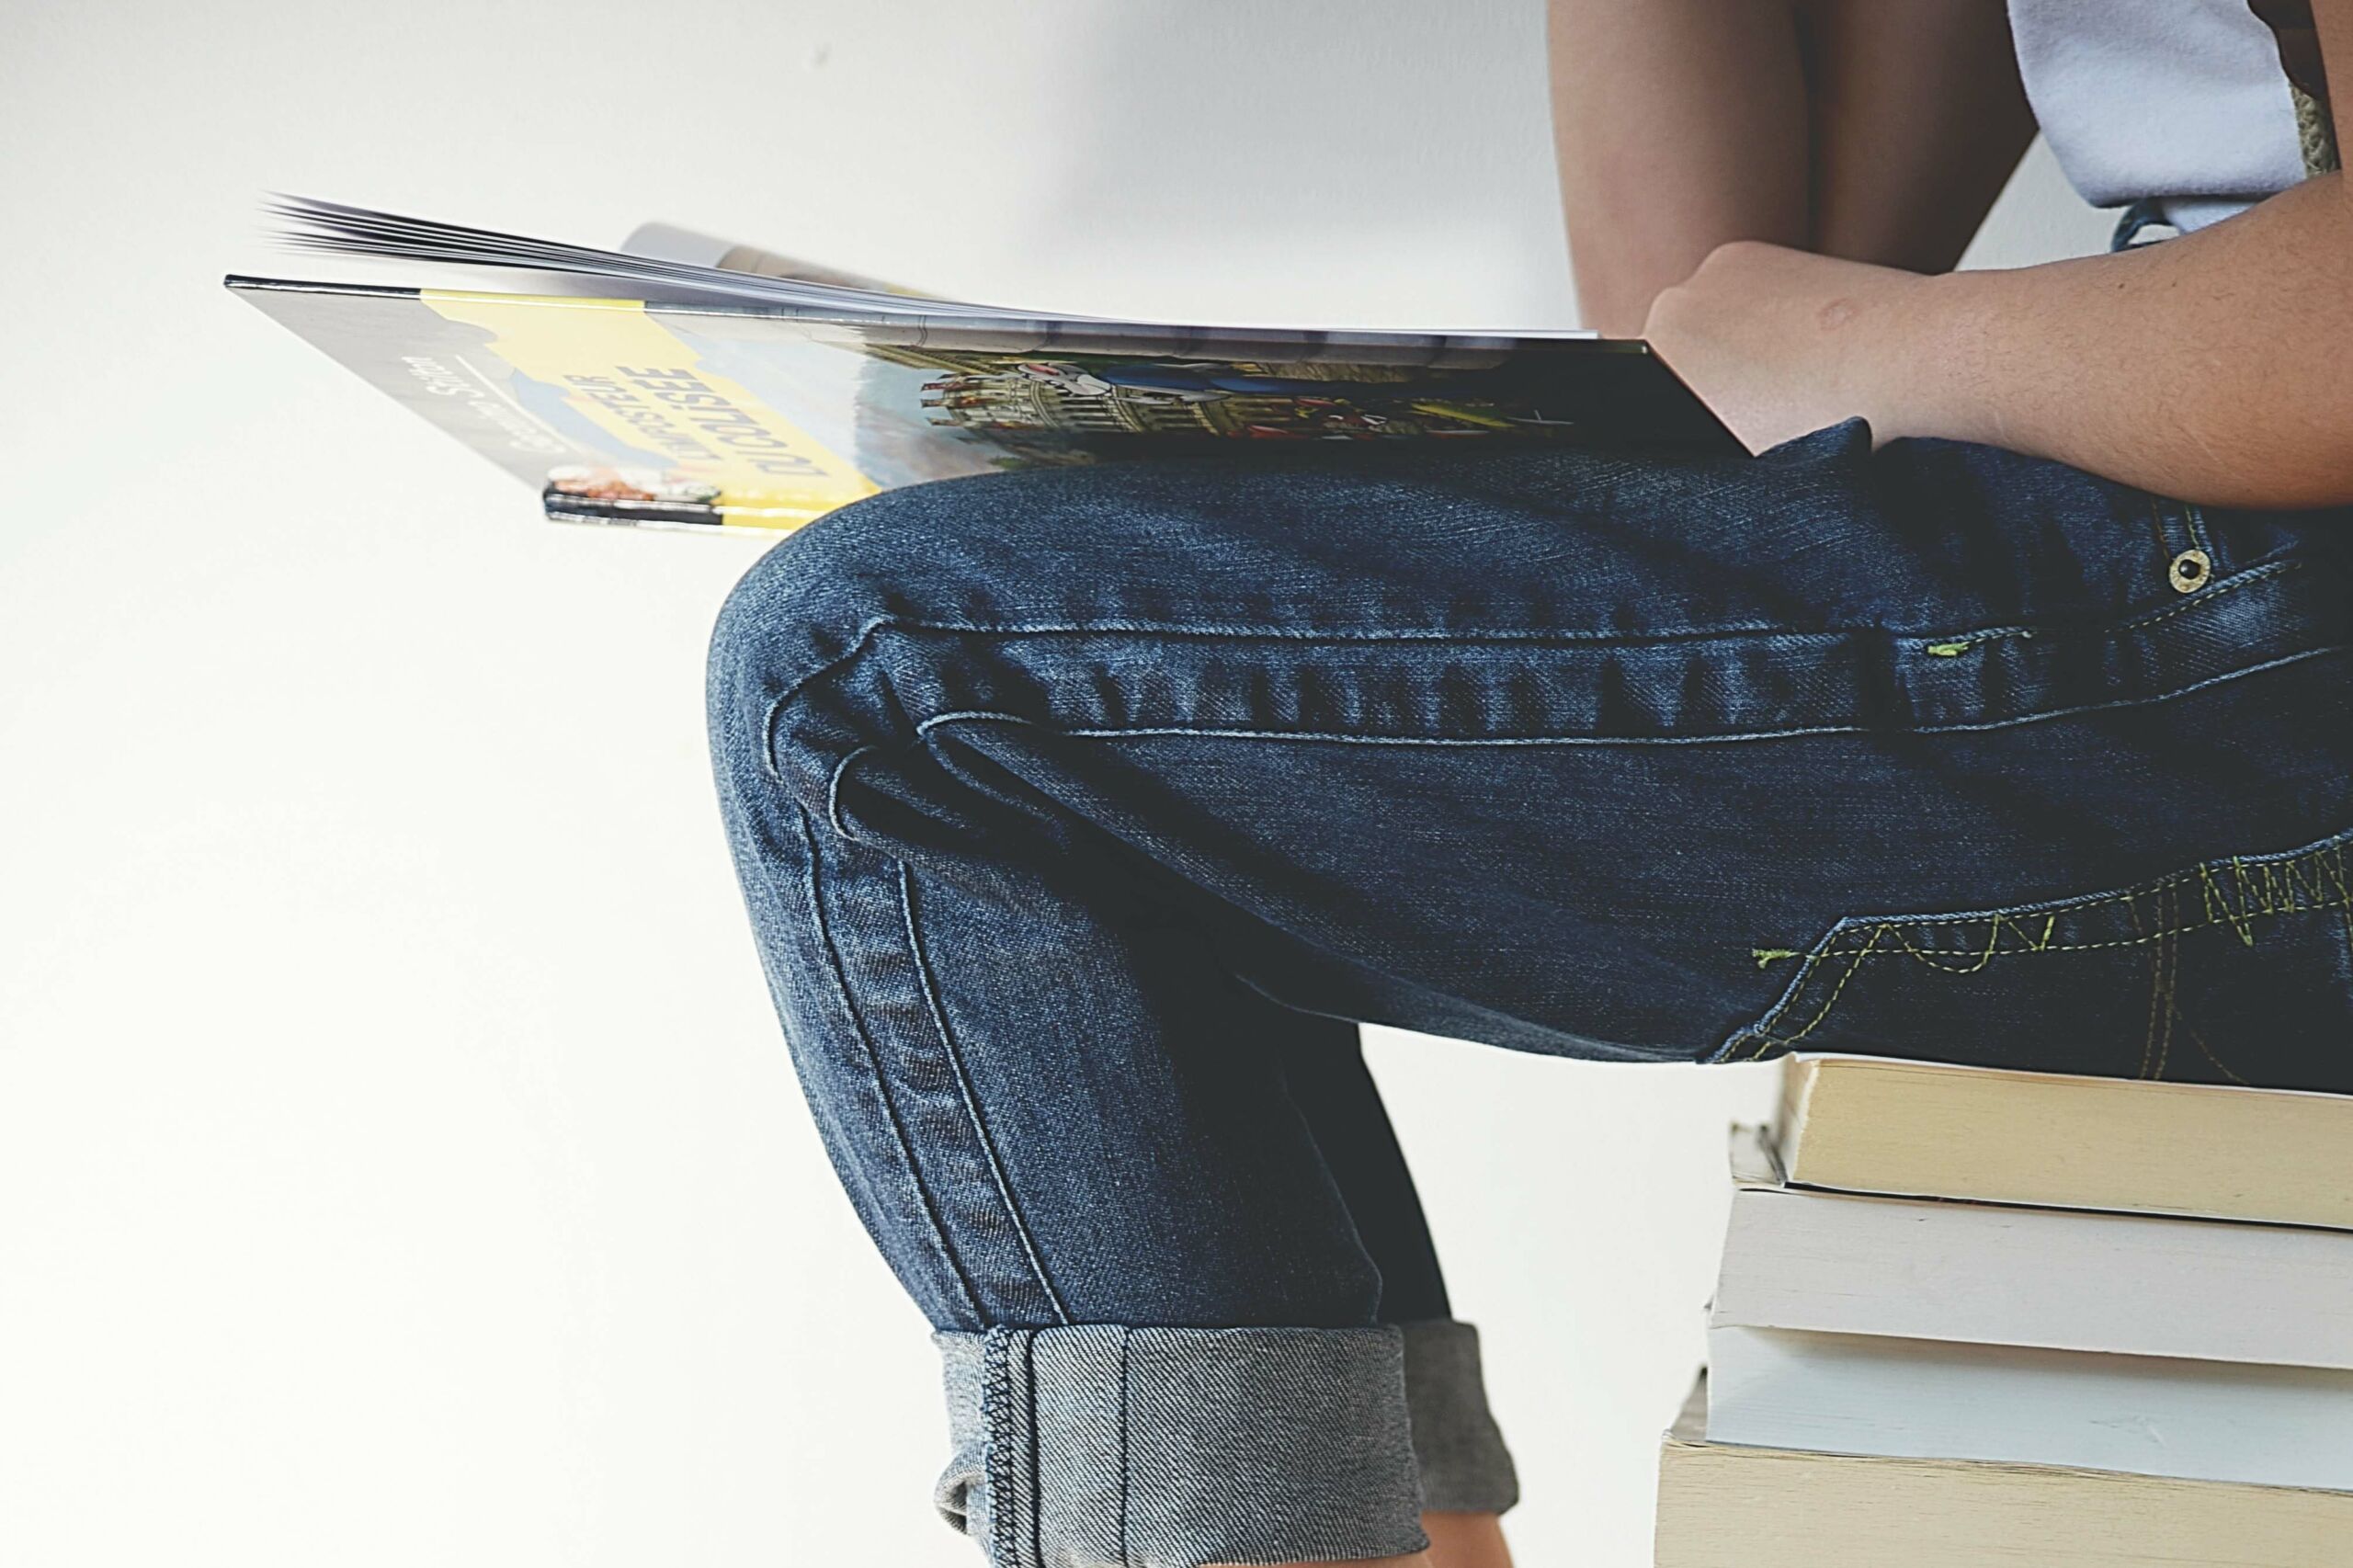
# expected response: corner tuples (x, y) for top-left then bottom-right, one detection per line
(1398, 1319), (1519, 1515)
(932, 1321), (1517, 1567)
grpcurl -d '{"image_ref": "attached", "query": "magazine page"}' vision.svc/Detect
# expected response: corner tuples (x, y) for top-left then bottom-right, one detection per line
(621, 223), (915, 298)
(271, 196), (1074, 320)
(269, 197), (1611, 334)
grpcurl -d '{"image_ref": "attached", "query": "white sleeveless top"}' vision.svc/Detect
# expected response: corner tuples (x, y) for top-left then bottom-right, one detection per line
(2007, 0), (2311, 232)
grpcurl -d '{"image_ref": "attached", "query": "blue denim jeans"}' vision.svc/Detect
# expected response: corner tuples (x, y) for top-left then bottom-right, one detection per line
(706, 421), (2353, 1566)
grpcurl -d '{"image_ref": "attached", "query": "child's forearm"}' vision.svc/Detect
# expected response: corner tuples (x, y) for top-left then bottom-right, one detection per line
(1645, 173), (2353, 509)
(1883, 175), (2353, 508)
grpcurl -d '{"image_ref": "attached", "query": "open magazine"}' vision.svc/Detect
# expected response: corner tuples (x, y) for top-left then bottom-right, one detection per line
(230, 196), (1745, 534)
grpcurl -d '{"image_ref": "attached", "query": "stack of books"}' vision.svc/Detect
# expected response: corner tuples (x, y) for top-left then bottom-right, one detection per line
(1655, 1054), (2353, 1567)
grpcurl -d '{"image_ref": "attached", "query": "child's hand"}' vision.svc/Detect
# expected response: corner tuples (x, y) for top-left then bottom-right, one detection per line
(1640, 241), (1945, 454)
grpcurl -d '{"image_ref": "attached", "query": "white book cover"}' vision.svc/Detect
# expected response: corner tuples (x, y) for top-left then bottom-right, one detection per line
(1707, 1325), (2353, 1491)
(1715, 1128), (2353, 1368)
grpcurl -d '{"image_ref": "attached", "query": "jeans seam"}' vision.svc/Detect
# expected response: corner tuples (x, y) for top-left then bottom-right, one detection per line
(835, 642), (2342, 757)
(1831, 829), (2353, 942)
(772, 614), (1852, 700)
(766, 619), (1840, 773)
(1903, 558), (2296, 655)
(2147, 492), (2181, 571)
(2117, 555), (2279, 627)
(1116, 1329), (1131, 1567)
(1742, 874), (2353, 1063)
(1732, 921), (1891, 1060)
(819, 642), (2349, 846)
(794, 809), (983, 1323)
(759, 601), (2243, 773)
(950, 1325), (1431, 1563)
(769, 585), (2286, 673)
(896, 861), (1074, 1327)
(2185, 503), (2217, 562)
(1026, 1342), (1043, 1568)
(759, 614), (1842, 763)
(827, 743), (881, 838)
(2130, 890), (2160, 1079)
(2154, 882), (2180, 1079)
(775, 560), (2326, 785)
(1722, 827), (2353, 1062)
(983, 1331), (1018, 1568)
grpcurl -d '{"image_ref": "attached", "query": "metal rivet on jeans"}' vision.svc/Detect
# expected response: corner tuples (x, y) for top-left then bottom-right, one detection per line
(2168, 549), (2211, 594)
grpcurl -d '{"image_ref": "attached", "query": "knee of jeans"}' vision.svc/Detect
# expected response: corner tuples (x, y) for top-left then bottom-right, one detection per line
(705, 482), (995, 801)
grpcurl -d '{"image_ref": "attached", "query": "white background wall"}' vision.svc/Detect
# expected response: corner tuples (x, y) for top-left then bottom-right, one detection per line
(1, 6), (2113, 1565)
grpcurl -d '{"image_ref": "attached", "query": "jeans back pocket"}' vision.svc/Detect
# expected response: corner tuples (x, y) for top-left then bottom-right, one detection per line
(1717, 827), (2353, 1093)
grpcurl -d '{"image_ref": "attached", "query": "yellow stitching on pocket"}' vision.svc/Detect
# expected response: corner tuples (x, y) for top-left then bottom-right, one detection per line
(2182, 1008), (2252, 1085)
(1735, 832), (2353, 1058)
(2128, 887), (2159, 1079)
(1840, 842), (2353, 960)
(2154, 882), (2180, 1080)
(1748, 922), (1893, 1058)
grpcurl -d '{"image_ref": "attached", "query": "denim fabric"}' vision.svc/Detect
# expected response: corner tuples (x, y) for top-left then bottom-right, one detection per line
(928, 1320), (1517, 1566)
(932, 1326), (1428, 1567)
(707, 421), (2353, 1566)
(1395, 1320), (1518, 1514)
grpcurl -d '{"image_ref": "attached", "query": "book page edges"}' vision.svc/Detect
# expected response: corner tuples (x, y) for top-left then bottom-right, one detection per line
(1772, 1055), (1817, 1174)
(1776, 1054), (2353, 1231)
